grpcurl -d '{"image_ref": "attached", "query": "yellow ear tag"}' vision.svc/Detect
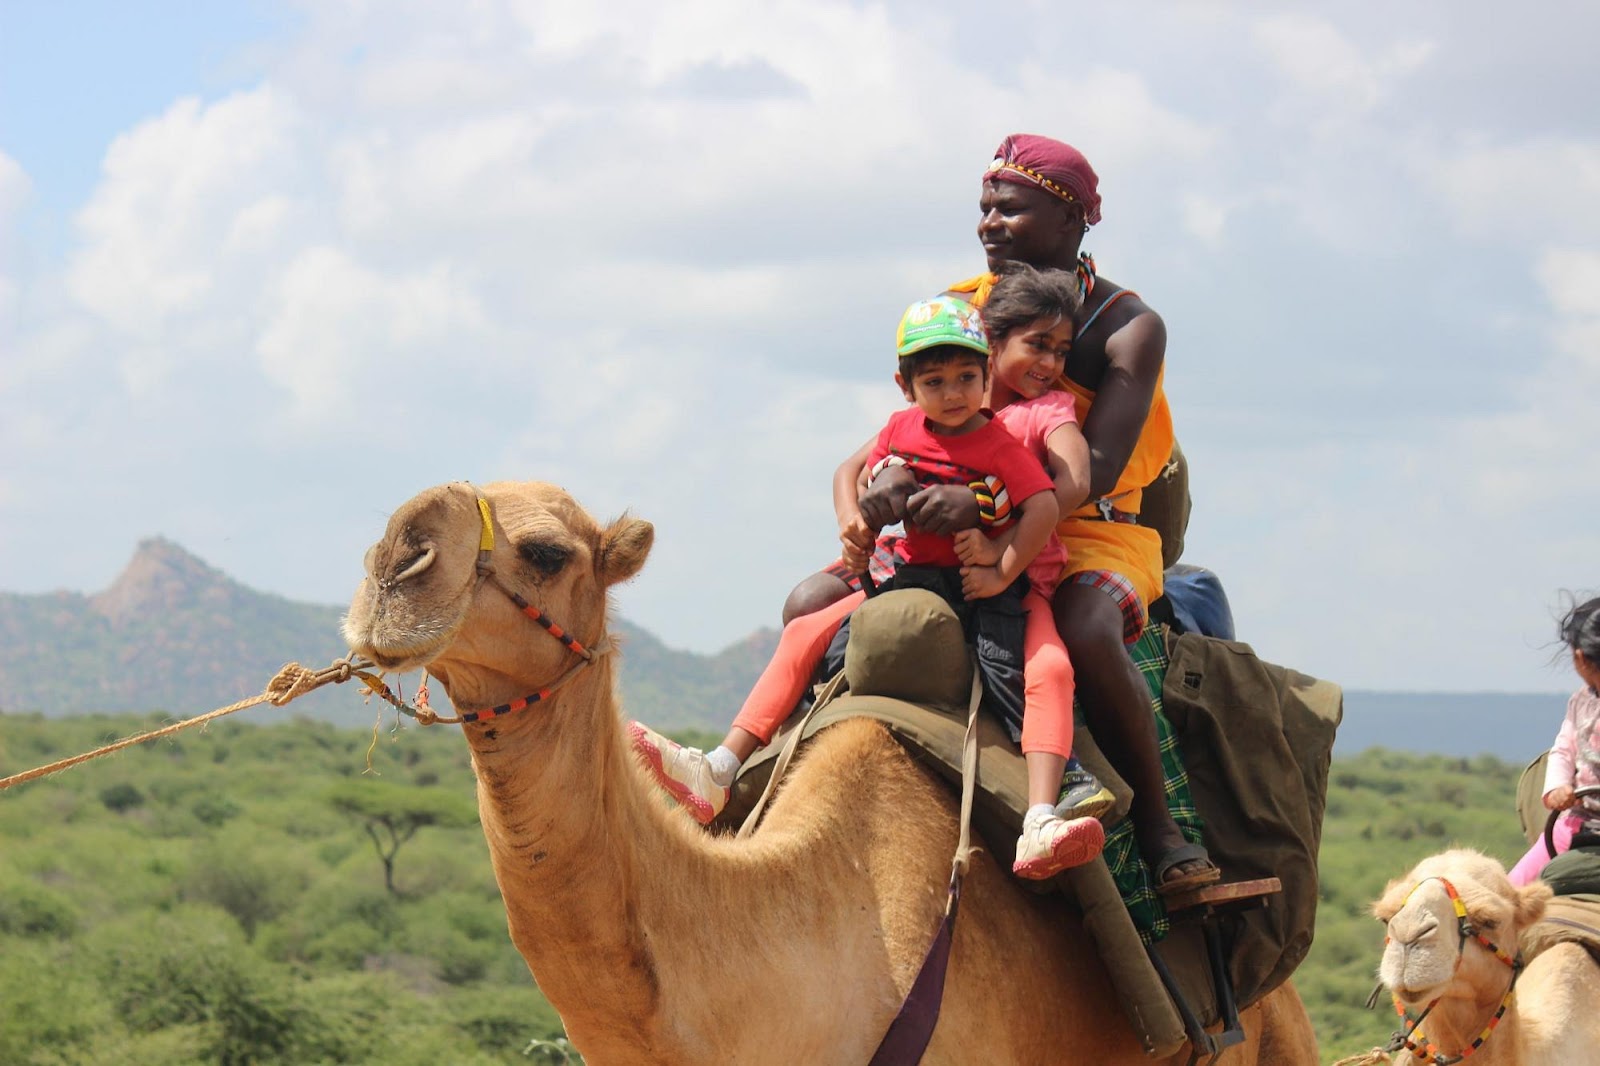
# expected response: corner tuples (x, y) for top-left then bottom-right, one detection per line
(476, 497), (495, 552)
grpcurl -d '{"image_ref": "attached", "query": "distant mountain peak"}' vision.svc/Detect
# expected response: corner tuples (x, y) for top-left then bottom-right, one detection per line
(90, 536), (237, 625)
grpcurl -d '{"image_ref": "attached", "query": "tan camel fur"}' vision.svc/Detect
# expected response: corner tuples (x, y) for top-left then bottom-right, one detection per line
(1372, 848), (1600, 1065)
(343, 481), (1318, 1065)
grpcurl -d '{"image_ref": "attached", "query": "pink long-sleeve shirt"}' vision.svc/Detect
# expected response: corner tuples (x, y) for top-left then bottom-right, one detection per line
(1542, 685), (1600, 815)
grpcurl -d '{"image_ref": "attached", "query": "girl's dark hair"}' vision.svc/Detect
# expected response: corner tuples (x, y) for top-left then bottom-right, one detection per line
(979, 263), (1084, 342)
(1558, 594), (1600, 663)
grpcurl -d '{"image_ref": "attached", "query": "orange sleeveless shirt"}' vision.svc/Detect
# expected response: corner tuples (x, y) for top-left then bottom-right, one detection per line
(950, 273), (1171, 607)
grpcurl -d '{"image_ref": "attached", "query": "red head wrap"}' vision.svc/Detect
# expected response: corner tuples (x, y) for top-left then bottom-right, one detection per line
(985, 134), (1102, 226)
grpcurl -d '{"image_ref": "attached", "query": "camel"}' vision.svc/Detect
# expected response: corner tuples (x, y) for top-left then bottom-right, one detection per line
(342, 480), (1319, 1065)
(1364, 848), (1600, 1065)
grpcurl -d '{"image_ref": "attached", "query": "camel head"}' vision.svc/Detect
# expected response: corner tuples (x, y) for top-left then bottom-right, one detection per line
(1372, 848), (1552, 1009)
(343, 481), (653, 700)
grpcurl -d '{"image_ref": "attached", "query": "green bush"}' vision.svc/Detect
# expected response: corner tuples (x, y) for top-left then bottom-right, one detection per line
(0, 940), (112, 1064)
(100, 781), (146, 812)
(0, 875), (79, 937)
(179, 837), (310, 938)
(451, 984), (568, 1054)
(85, 904), (352, 1064)
(191, 793), (243, 826)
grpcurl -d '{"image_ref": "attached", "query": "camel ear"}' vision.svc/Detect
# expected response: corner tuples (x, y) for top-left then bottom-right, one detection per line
(1372, 876), (1409, 923)
(598, 516), (653, 587)
(1514, 880), (1552, 929)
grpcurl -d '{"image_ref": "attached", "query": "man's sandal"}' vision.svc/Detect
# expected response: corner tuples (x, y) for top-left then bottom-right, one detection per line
(1153, 842), (1222, 896)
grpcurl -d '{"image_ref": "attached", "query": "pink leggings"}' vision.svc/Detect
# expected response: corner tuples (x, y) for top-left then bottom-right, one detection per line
(1508, 809), (1584, 886)
(731, 588), (1077, 758)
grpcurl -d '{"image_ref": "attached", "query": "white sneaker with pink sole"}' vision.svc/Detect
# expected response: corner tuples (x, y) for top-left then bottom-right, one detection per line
(1013, 810), (1105, 880)
(627, 722), (730, 825)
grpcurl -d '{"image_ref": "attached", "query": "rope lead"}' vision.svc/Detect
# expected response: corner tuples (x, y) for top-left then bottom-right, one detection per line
(0, 654), (377, 792)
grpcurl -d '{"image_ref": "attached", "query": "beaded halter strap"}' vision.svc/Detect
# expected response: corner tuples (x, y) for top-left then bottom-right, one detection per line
(356, 491), (609, 726)
(1377, 876), (1522, 1065)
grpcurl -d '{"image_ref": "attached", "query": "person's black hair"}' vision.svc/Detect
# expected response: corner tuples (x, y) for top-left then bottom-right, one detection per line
(979, 263), (1083, 342)
(897, 346), (988, 385)
(1558, 594), (1600, 664)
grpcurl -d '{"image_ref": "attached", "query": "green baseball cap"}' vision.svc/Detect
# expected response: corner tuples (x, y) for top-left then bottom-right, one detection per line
(895, 296), (989, 359)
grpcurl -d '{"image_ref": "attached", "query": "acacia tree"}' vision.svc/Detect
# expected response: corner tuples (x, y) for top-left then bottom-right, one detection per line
(326, 781), (477, 895)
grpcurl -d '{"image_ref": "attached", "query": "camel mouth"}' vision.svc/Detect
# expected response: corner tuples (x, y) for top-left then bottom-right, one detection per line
(1389, 975), (1449, 1004)
(356, 642), (441, 674)
(341, 599), (469, 675)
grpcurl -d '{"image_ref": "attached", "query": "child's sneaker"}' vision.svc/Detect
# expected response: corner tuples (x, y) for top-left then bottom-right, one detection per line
(1054, 757), (1115, 821)
(627, 722), (729, 825)
(1013, 810), (1105, 880)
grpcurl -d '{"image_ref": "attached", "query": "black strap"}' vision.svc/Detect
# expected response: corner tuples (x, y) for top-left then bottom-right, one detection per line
(867, 883), (960, 1065)
(1076, 498), (1139, 524)
(867, 656), (982, 1065)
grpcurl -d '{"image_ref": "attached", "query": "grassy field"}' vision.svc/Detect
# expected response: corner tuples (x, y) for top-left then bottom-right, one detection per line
(0, 713), (1537, 1064)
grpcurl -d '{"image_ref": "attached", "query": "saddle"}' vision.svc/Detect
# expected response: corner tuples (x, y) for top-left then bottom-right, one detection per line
(1521, 893), (1600, 968)
(719, 589), (1342, 1058)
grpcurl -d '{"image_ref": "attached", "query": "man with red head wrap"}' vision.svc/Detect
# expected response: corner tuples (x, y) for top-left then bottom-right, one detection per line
(784, 133), (1214, 892)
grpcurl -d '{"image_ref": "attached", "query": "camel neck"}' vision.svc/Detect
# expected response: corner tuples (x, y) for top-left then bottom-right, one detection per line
(447, 658), (933, 1062)
(455, 655), (711, 1055)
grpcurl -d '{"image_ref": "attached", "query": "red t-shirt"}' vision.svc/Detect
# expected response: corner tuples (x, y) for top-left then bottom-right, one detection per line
(867, 407), (1054, 569)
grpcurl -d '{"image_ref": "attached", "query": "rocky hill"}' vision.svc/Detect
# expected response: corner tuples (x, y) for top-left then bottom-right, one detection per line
(1, 539), (1569, 757)
(0, 538), (776, 732)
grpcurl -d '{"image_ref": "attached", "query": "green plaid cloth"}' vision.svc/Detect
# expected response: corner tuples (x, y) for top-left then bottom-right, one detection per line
(1071, 624), (1204, 942)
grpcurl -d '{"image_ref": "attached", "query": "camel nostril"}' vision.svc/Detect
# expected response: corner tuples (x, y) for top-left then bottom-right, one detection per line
(392, 547), (437, 584)
(1386, 912), (1440, 948)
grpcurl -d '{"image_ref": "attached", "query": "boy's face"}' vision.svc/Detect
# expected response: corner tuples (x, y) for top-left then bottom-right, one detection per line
(897, 353), (988, 433)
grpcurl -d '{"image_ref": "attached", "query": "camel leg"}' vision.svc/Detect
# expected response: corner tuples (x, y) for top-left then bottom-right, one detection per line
(1243, 983), (1317, 1066)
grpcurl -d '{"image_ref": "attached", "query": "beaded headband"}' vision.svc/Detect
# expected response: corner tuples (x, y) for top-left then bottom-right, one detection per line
(987, 157), (1079, 207)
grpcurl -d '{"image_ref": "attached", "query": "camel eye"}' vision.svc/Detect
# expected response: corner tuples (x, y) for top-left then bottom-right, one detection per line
(517, 539), (572, 576)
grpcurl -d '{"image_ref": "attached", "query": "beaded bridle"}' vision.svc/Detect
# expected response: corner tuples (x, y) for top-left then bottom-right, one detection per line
(355, 491), (609, 726)
(1377, 876), (1523, 1065)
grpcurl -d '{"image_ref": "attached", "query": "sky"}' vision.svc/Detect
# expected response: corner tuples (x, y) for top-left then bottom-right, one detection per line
(2, 0), (1598, 693)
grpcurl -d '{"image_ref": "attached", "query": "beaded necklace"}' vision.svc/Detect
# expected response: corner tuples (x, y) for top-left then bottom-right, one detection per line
(1076, 252), (1096, 300)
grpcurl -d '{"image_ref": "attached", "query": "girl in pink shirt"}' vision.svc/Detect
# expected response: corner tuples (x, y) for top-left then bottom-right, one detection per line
(632, 270), (1107, 880)
(952, 266), (1095, 847)
(1509, 595), (1600, 886)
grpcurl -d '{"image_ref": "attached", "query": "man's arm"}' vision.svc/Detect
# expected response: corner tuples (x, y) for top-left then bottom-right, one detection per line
(1080, 304), (1166, 499)
(833, 436), (876, 531)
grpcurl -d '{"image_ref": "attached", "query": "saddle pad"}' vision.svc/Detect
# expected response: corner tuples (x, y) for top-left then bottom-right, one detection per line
(1522, 894), (1600, 967)
(720, 693), (1192, 1057)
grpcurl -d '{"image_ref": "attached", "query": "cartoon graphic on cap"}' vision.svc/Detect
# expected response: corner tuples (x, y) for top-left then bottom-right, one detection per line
(895, 297), (990, 359)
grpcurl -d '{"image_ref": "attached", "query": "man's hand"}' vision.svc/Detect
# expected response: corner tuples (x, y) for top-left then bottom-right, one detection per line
(953, 528), (1001, 567)
(905, 484), (980, 536)
(858, 465), (916, 530)
(960, 564), (1009, 600)
(839, 515), (876, 573)
(1545, 784), (1577, 811)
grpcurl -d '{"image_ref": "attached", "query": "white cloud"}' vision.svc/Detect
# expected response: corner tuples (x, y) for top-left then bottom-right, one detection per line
(0, 151), (30, 229)
(0, 153), (32, 332)
(1251, 14), (1433, 113)
(67, 88), (303, 336)
(1180, 193), (1229, 242)
(3, 0), (1600, 693)
(256, 247), (489, 421)
(1431, 139), (1600, 242)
